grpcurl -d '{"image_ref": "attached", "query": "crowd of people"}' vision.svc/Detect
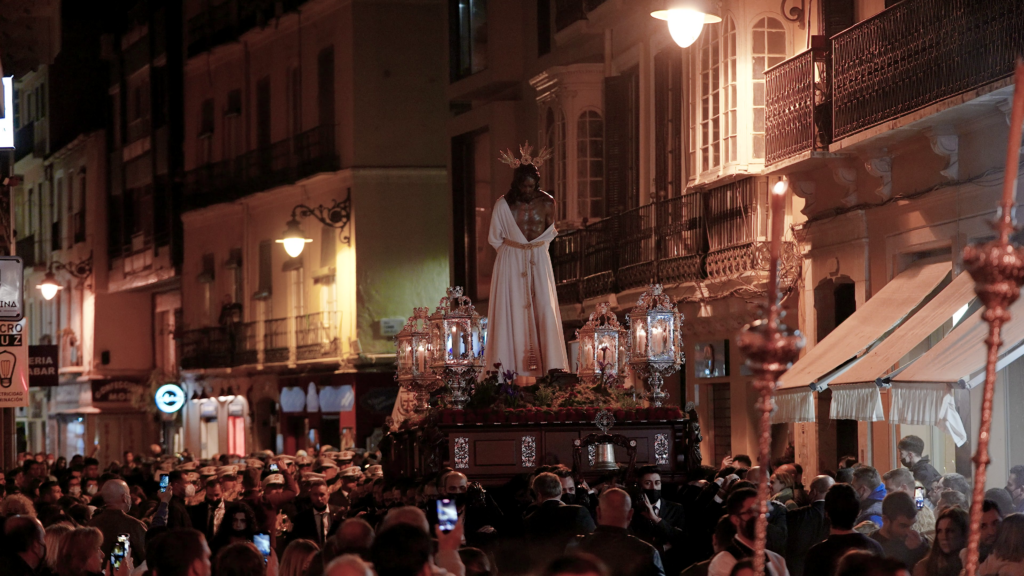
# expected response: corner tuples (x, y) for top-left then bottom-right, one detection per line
(2, 433), (1024, 576)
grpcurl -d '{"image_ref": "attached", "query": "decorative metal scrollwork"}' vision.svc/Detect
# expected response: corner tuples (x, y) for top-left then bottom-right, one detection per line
(290, 188), (352, 246)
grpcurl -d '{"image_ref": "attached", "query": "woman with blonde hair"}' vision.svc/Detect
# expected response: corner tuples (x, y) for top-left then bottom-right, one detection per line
(56, 527), (108, 576)
(769, 470), (798, 510)
(44, 523), (74, 571)
(280, 539), (320, 576)
(977, 513), (1024, 576)
(1, 493), (37, 517)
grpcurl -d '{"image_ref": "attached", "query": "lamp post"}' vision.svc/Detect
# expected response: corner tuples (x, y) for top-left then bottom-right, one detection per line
(576, 303), (628, 387)
(651, 0), (722, 48)
(626, 284), (683, 407)
(428, 287), (486, 409)
(276, 189), (352, 257)
(36, 253), (93, 301)
(394, 307), (440, 414)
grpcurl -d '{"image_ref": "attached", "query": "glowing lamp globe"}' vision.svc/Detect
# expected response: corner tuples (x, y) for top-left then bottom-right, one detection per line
(277, 218), (312, 258)
(651, 1), (722, 48)
(37, 272), (62, 301)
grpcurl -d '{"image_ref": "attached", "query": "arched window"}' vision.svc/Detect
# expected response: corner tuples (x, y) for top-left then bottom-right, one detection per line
(722, 17), (737, 163)
(752, 17), (787, 159)
(698, 23), (721, 171)
(576, 110), (604, 220)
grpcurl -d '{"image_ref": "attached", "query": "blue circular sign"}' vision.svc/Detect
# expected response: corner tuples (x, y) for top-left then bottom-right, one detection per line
(155, 384), (186, 413)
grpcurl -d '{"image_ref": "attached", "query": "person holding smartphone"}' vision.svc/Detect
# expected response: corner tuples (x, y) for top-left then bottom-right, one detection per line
(87, 480), (148, 565)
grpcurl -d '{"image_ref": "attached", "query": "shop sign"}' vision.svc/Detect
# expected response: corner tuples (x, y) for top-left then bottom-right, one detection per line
(155, 384), (186, 413)
(0, 256), (23, 321)
(0, 319), (29, 407)
(29, 345), (59, 387)
(92, 380), (141, 403)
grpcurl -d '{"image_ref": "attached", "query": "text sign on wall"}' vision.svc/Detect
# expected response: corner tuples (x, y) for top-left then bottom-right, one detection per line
(29, 345), (59, 387)
(0, 257), (23, 321)
(0, 320), (29, 407)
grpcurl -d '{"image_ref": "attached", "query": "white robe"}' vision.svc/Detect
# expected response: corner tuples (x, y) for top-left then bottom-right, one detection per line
(484, 197), (568, 377)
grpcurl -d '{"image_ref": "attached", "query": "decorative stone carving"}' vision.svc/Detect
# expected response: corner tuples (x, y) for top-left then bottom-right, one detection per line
(790, 180), (816, 212)
(832, 166), (859, 207)
(521, 435), (537, 468)
(929, 133), (959, 181)
(863, 155), (893, 201)
(454, 437), (470, 469)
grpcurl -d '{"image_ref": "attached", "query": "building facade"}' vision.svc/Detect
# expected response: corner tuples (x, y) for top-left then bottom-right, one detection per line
(177, 0), (448, 456)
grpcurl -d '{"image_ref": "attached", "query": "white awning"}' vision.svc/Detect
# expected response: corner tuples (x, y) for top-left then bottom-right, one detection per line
(778, 261), (950, 392)
(830, 270), (975, 386)
(771, 388), (815, 424)
(889, 383), (967, 446)
(830, 383), (884, 421)
(892, 294), (1024, 386)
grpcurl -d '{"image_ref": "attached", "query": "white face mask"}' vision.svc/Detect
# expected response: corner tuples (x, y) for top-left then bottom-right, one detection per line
(69, 486), (82, 497)
(185, 484), (197, 497)
(86, 484), (98, 496)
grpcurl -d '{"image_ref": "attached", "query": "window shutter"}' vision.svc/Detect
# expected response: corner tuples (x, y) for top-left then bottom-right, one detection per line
(654, 52), (670, 201)
(603, 75), (630, 217)
(822, 0), (855, 39)
(257, 240), (273, 297)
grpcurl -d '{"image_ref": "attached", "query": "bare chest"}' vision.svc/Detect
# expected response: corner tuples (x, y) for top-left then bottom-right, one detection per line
(508, 199), (552, 241)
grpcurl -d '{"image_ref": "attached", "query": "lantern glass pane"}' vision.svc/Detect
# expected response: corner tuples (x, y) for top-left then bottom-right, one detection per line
(649, 313), (674, 359)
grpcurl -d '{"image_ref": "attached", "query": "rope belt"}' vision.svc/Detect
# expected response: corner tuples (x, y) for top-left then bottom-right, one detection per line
(502, 238), (542, 371)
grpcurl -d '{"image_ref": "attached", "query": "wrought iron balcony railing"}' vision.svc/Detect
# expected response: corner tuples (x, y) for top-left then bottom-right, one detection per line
(550, 178), (772, 304)
(765, 0), (1022, 164)
(179, 327), (233, 370)
(264, 317), (290, 364)
(296, 311), (340, 361)
(832, 0), (1023, 141)
(765, 46), (830, 165)
(184, 125), (339, 211)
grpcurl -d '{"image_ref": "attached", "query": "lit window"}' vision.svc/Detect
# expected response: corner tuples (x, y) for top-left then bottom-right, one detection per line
(752, 17), (787, 159)
(722, 18), (737, 163)
(576, 110), (604, 220)
(698, 23), (721, 171)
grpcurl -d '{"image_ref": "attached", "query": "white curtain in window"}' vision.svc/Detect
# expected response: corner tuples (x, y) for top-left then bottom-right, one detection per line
(890, 384), (967, 447)
(830, 383), (884, 422)
(771, 389), (815, 424)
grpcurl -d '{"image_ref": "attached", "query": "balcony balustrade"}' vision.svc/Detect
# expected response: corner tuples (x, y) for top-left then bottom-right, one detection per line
(183, 125), (339, 210)
(179, 310), (340, 370)
(765, 0), (1024, 165)
(550, 178), (773, 304)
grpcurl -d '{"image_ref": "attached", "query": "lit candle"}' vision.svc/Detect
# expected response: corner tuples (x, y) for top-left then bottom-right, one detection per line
(403, 343), (413, 368)
(583, 341), (593, 369)
(447, 326), (455, 357)
(417, 344), (426, 373)
(652, 326), (664, 356)
(769, 178), (788, 318)
(637, 325), (647, 355)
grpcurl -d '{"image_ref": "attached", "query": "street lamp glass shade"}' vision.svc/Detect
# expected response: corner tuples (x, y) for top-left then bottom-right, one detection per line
(651, 1), (722, 48)
(37, 272), (62, 301)
(276, 218), (312, 258)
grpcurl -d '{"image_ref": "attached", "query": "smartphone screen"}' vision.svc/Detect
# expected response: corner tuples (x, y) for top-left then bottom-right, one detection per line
(159, 474), (169, 493)
(914, 486), (925, 509)
(111, 535), (129, 569)
(253, 533), (271, 561)
(269, 463), (280, 473)
(437, 498), (458, 533)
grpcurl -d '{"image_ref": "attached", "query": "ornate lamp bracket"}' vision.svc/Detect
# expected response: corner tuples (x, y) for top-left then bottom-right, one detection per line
(51, 251), (94, 280)
(290, 188), (352, 246)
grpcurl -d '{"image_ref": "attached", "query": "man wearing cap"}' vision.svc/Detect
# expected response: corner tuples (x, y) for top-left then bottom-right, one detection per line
(219, 466), (240, 502)
(332, 466), (363, 509)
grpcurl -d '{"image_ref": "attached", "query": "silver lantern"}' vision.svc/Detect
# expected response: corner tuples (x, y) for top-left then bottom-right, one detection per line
(576, 303), (628, 387)
(627, 284), (683, 407)
(394, 307), (439, 414)
(428, 287), (486, 409)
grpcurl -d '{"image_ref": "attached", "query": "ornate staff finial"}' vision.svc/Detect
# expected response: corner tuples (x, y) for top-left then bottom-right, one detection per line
(962, 60), (1024, 576)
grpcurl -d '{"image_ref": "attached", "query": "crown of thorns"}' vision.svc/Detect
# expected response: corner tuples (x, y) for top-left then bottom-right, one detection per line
(499, 141), (553, 169)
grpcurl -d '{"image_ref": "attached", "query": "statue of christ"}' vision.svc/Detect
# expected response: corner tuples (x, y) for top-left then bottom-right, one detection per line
(484, 143), (569, 380)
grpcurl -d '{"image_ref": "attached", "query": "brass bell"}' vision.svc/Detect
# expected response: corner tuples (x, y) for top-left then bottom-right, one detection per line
(591, 442), (619, 472)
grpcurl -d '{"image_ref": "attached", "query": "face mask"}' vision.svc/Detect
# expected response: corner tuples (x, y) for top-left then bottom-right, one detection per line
(69, 486), (82, 497)
(185, 484), (197, 497)
(644, 488), (661, 504)
(560, 493), (576, 505)
(451, 493), (467, 507)
(86, 484), (98, 496)
(208, 499), (222, 507)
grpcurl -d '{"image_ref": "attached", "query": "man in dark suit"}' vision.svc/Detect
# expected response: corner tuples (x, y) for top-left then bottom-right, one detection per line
(629, 466), (689, 575)
(166, 470), (193, 529)
(188, 478), (226, 542)
(290, 478), (340, 546)
(524, 472), (595, 564)
(785, 475), (834, 576)
(575, 488), (665, 576)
